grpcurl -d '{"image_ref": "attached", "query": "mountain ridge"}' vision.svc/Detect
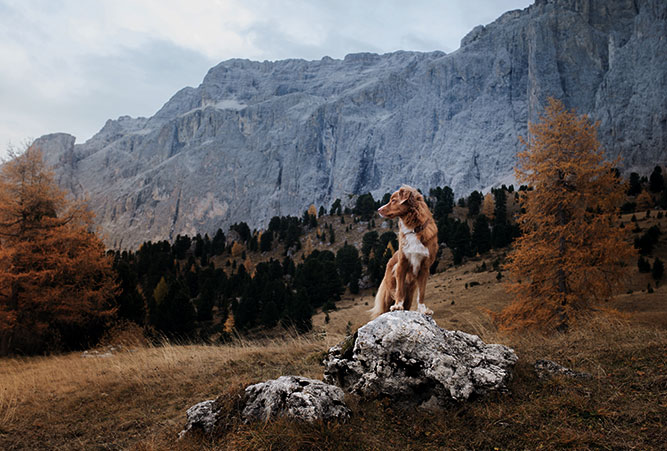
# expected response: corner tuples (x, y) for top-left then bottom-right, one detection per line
(35, 0), (667, 249)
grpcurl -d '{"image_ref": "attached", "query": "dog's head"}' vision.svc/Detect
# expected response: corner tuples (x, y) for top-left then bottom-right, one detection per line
(377, 185), (423, 218)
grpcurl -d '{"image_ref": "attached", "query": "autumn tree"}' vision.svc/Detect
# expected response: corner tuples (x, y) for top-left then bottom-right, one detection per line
(497, 98), (635, 331)
(0, 146), (117, 354)
(481, 192), (495, 220)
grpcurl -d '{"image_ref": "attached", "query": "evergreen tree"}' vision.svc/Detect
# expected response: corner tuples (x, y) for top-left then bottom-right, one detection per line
(637, 256), (651, 273)
(467, 191), (483, 217)
(283, 289), (312, 332)
(151, 277), (196, 337)
(329, 199), (342, 216)
(649, 166), (664, 193)
(259, 230), (273, 252)
(429, 186), (454, 220)
(451, 222), (471, 265)
(472, 214), (492, 255)
(652, 258), (664, 283)
(354, 193), (376, 221)
(336, 244), (362, 294)
(211, 229), (226, 255)
(361, 231), (379, 262)
(628, 172), (642, 196)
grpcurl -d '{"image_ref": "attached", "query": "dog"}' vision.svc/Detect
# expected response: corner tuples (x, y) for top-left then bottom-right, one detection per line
(370, 185), (438, 319)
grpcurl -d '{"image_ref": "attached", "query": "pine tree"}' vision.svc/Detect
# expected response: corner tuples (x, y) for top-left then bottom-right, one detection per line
(649, 166), (664, 193)
(0, 147), (117, 354)
(652, 258), (664, 283)
(498, 98), (635, 331)
(472, 214), (492, 255)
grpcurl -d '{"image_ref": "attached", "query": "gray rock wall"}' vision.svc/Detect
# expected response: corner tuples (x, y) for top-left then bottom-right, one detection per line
(35, 0), (667, 249)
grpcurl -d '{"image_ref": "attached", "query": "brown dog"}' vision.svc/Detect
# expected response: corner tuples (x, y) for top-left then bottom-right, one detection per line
(370, 185), (438, 319)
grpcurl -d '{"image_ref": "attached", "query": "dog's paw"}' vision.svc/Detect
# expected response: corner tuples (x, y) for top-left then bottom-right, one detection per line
(390, 302), (404, 311)
(418, 304), (433, 315)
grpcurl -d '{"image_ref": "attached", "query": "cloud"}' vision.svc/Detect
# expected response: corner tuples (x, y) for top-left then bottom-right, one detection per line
(0, 0), (532, 154)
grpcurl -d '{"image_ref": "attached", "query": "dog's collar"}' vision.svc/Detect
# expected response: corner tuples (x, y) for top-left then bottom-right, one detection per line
(413, 218), (431, 234)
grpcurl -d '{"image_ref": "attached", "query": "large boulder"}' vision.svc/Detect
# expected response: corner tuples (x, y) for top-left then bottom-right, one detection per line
(323, 311), (517, 408)
(242, 375), (350, 423)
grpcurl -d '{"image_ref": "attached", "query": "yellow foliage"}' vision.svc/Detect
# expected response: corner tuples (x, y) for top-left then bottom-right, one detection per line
(223, 313), (235, 333)
(243, 256), (254, 275)
(636, 191), (653, 210)
(498, 98), (636, 332)
(153, 276), (169, 304)
(481, 192), (495, 220)
(231, 241), (245, 257)
(308, 204), (318, 217)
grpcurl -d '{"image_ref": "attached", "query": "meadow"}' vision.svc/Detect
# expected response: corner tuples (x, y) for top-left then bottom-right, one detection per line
(1, 209), (666, 450)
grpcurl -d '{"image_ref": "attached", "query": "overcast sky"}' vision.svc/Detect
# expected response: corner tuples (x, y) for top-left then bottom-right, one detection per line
(0, 0), (532, 155)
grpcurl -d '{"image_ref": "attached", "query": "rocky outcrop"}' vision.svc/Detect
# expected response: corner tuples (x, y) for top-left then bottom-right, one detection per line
(242, 376), (350, 423)
(323, 311), (518, 408)
(35, 0), (667, 249)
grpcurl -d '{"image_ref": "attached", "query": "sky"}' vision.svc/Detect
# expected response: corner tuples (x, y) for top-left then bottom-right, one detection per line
(0, 0), (532, 156)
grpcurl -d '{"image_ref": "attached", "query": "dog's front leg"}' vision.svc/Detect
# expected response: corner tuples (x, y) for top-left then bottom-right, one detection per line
(390, 258), (408, 311)
(416, 265), (433, 315)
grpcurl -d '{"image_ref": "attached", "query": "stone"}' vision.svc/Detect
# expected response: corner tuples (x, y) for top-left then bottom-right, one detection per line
(323, 311), (518, 408)
(534, 359), (592, 380)
(178, 399), (221, 439)
(242, 375), (350, 423)
(35, 0), (666, 249)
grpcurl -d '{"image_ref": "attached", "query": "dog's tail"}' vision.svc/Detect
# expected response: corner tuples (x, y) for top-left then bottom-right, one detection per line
(369, 278), (389, 320)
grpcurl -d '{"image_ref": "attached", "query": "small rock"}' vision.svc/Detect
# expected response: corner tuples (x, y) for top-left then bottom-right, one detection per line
(178, 399), (221, 439)
(534, 359), (592, 380)
(242, 376), (350, 423)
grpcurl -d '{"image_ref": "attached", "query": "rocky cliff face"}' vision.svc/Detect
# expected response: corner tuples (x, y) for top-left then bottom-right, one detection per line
(35, 0), (667, 249)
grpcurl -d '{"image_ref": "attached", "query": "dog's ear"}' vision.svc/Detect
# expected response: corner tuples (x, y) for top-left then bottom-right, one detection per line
(398, 187), (412, 204)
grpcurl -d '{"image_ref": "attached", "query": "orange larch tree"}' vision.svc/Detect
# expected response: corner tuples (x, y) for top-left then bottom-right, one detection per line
(497, 98), (635, 331)
(0, 146), (117, 355)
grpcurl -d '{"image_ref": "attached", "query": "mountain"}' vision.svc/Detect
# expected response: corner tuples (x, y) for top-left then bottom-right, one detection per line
(35, 0), (667, 249)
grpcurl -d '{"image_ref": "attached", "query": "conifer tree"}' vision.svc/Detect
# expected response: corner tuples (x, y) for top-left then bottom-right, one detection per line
(498, 98), (635, 331)
(0, 147), (117, 354)
(649, 166), (664, 193)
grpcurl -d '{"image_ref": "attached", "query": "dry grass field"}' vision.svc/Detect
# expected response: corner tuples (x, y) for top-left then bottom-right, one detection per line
(1, 210), (666, 450)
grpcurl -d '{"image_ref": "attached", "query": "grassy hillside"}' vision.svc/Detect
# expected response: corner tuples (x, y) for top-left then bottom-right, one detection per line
(1, 199), (665, 449)
(1, 205), (666, 450)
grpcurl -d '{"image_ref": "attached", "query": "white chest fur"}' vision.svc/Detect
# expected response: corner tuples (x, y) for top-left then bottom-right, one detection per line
(399, 219), (430, 275)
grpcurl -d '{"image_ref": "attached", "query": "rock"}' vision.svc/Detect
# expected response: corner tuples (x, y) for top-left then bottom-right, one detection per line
(323, 311), (518, 408)
(178, 399), (221, 439)
(36, 0), (666, 249)
(242, 375), (350, 423)
(534, 359), (592, 380)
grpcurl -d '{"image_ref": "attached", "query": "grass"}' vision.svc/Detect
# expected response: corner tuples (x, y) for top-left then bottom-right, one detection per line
(1, 209), (666, 449)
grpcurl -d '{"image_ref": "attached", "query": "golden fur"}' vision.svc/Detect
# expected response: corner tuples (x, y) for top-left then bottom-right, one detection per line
(370, 185), (438, 319)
